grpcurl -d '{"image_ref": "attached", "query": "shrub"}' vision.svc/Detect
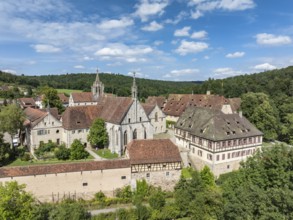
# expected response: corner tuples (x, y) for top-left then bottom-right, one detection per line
(20, 152), (31, 161)
(115, 185), (132, 203)
(70, 139), (89, 160)
(54, 146), (70, 160)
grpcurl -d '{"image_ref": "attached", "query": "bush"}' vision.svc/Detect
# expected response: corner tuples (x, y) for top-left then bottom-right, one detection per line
(149, 188), (166, 210)
(115, 185), (132, 203)
(54, 146), (70, 160)
(20, 152), (31, 161)
(35, 142), (57, 158)
(70, 139), (89, 160)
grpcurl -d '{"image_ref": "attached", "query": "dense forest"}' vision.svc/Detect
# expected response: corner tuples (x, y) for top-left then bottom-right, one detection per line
(1, 66), (293, 143)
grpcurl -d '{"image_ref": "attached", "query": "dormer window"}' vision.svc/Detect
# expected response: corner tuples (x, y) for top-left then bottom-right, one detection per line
(226, 132), (230, 135)
(232, 131), (236, 134)
(77, 121), (81, 124)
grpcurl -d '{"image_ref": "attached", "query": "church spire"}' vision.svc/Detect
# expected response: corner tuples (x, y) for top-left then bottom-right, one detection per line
(92, 68), (104, 101)
(131, 72), (137, 100)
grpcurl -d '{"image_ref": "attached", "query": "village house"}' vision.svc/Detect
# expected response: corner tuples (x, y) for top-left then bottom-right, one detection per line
(142, 103), (166, 134)
(126, 139), (182, 191)
(58, 93), (69, 108)
(18, 97), (37, 109)
(175, 107), (263, 177)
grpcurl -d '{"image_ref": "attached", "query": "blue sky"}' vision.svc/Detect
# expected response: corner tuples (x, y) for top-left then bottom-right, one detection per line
(1, 0), (293, 81)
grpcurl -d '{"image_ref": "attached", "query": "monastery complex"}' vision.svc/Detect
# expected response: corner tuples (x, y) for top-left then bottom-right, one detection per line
(0, 71), (263, 201)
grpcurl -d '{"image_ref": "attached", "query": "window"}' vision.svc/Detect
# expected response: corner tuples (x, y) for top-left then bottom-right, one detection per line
(198, 150), (202, 157)
(72, 130), (75, 134)
(148, 165), (151, 169)
(133, 129), (137, 140)
(121, 176), (126, 179)
(37, 130), (47, 135)
(155, 112), (158, 122)
(163, 164), (166, 168)
(78, 129), (82, 133)
(207, 154), (212, 160)
(199, 138), (202, 145)
(128, 118), (131, 123)
(228, 153), (231, 159)
(227, 165), (230, 169)
(56, 130), (59, 134)
(124, 131), (128, 145)
(82, 183), (88, 186)
(216, 155), (220, 161)
(222, 154), (225, 160)
(140, 117), (142, 122)
(146, 173), (150, 178)
(52, 122), (54, 125)
(166, 172), (169, 176)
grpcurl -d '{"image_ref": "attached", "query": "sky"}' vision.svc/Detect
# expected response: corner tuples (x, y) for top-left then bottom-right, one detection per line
(0, 0), (293, 81)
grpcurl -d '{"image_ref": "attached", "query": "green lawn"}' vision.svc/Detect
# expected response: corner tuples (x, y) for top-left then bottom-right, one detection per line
(57, 89), (82, 94)
(7, 155), (95, 167)
(93, 148), (118, 159)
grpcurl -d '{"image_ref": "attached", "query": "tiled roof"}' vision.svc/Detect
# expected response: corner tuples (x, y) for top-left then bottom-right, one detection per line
(0, 160), (130, 178)
(58, 93), (69, 104)
(141, 103), (156, 116)
(146, 96), (166, 109)
(127, 139), (182, 164)
(18, 97), (36, 108)
(62, 96), (133, 129)
(24, 107), (60, 128)
(24, 107), (47, 127)
(175, 107), (263, 141)
(163, 94), (239, 117)
(71, 92), (95, 103)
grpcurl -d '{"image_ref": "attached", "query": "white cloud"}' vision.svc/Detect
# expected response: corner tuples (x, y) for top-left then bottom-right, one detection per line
(95, 43), (154, 63)
(204, 55), (210, 59)
(175, 40), (209, 55)
(164, 11), (188, 24)
(256, 33), (292, 46)
(32, 44), (61, 53)
(141, 21), (163, 31)
(219, 0), (255, 11)
(253, 63), (276, 70)
(1, 69), (17, 74)
(74, 65), (85, 69)
(97, 17), (134, 30)
(174, 26), (191, 37)
(134, 0), (169, 22)
(154, 40), (163, 46)
(83, 56), (94, 61)
(214, 67), (242, 77)
(189, 0), (256, 19)
(226, 51), (245, 58)
(191, 30), (207, 39)
(164, 68), (199, 78)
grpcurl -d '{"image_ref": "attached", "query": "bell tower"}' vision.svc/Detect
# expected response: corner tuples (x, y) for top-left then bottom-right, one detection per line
(92, 68), (104, 101)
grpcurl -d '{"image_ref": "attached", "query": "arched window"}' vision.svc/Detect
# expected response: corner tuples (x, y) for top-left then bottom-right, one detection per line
(124, 131), (128, 145)
(155, 112), (158, 122)
(116, 131), (118, 145)
(133, 129), (137, 140)
(144, 130), (147, 139)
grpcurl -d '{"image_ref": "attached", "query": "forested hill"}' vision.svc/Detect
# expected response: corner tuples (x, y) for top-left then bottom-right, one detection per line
(0, 71), (200, 98)
(199, 66), (293, 98)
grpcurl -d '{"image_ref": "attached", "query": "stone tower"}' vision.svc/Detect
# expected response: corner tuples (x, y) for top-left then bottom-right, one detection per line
(91, 69), (104, 101)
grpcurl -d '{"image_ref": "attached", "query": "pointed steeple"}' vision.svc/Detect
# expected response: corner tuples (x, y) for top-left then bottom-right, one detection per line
(92, 68), (104, 101)
(131, 72), (137, 100)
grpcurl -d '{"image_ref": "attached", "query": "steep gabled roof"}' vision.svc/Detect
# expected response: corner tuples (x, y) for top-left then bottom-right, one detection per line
(62, 96), (133, 129)
(175, 107), (263, 141)
(146, 96), (166, 109)
(18, 97), (36, 109)
(127, 139), (181, 165)
(71, 92), (95, 103)
(24, 107), (61, 128)
(141, 103), (156, 116)
(163, 94), (239, 117)
(0, 160), (130, 177)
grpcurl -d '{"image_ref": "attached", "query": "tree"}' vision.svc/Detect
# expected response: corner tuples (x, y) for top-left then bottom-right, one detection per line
(54, 145), (70, 160)
(70, 139), (89, 160)
(0, 181), (35, 220)
(149, 188), (166, 210)
(241, 92), (279, 140)
(87, 118), (109, 148)
(39, 86), (64, 113)
(0, 133), (12, 166)
(0, 104), (25, 148)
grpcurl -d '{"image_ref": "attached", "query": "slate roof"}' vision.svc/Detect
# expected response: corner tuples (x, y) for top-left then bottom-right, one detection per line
(58, 93), (69, 104)
(141, 103), (156, 116)
(175, 107), (263, 141)
(127, 139), (182, 165)
(163, 94), (239, 117)
(24, 107), (60, 128)
(71, 92), (95, 103)
(62, 96), (133, 129)
(18, 97), (36, 109)
(0, 160), (130, 178)
(146, 96), (166, 109)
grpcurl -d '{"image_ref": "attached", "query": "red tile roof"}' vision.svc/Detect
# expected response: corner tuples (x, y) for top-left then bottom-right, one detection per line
(62, 96), (133, 129)
(146, 96), (166, 109)
(71, 92), (95, 103)
(141, 103), (156, 116)
(24, 107), (60, 128)
(18, 98), (36, 109)
(127, 139), (181, 164)
(0, 160), (130, 178)
(163, 94), (239, 117)
(58, 93), (69, 104)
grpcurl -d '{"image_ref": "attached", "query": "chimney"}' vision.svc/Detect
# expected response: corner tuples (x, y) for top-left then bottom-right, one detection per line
(206, 90), (211, 95)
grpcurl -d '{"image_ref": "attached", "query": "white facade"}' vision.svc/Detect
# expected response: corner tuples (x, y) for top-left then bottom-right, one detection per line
(148, 104), (166, 134)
